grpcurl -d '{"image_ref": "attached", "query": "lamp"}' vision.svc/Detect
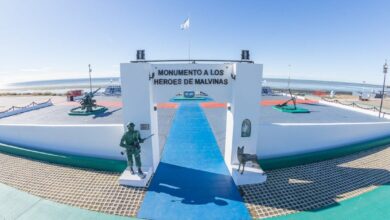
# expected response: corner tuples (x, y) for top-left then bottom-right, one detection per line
(136, 50), (145, 60)
(241, 50), (250, 61)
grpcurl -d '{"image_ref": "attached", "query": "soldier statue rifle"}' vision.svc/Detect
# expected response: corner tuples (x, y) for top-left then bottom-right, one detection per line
(120, 134), (154, 155)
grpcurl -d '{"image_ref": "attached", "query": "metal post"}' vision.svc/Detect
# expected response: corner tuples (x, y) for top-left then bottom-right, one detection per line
(288, 64), (291, 89)
(379, 60), (388, 118)
(88, 64), (92, 93)
(188, 29), (191, 62)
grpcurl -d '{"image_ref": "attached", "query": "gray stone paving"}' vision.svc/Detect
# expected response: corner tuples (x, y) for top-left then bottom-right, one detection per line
(1, 140), (390, 219)
(0, 152), (146, 217)
(0, 107), (177, 217)
(241, 145), (390, 219)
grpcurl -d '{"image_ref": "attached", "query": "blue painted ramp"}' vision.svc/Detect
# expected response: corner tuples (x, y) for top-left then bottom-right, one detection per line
(137, 103), (251, 220)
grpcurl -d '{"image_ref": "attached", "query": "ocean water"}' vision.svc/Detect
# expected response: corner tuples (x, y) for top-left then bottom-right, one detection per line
(5, 78), (120, 89)
(263, 78), (384, 93)
(1, 77), (385, 94)
(2, 78), (120, 93)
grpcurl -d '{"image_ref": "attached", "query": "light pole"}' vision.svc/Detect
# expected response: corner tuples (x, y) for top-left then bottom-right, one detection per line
(88, 64), (92, 93)
(379, 60), (388, 118)
(288, 64), (291, 89)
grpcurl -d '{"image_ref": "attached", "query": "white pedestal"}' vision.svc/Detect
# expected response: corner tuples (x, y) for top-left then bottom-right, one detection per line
(119, 167), (153, 187)
(228, 164), (267, 186)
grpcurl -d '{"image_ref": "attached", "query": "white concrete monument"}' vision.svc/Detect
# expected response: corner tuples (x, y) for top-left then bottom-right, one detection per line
(119, 51), (267, 186)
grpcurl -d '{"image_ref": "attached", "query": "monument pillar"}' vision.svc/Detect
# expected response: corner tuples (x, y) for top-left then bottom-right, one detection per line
(119, 63), (159, 186)
(119, 55), (267, 186)
(224, 63), (266, 185)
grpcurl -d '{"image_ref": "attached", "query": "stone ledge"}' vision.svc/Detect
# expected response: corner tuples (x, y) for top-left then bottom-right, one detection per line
(119, 166), (153, 187)
(228, 164), (267, 186)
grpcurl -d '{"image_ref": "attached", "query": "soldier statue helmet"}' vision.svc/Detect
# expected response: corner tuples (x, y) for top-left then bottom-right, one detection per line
(127, 122), (135, 129)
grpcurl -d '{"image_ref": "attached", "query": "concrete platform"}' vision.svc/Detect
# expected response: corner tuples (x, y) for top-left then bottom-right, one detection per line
(119, 167), (152, 187)
(229, 164), (267, 186)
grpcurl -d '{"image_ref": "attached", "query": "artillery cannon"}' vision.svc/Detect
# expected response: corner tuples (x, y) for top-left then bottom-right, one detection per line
(80, 88), (100, 112)
(69, 88), (108, 116)
(273, 89), (310, 113)
(275, 89), (297, 110)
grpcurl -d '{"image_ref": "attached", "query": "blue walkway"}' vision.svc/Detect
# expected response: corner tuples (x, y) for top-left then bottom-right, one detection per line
(137, 103), (251, 220)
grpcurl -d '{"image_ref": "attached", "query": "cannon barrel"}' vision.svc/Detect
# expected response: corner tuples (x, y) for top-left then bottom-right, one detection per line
(91, 88), (101, 96)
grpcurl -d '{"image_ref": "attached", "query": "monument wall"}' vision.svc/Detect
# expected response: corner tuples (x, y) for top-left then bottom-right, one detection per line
(0, 124), (125, 160)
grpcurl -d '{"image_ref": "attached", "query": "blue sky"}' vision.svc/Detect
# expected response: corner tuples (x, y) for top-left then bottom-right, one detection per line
(1, 0), (390, 85)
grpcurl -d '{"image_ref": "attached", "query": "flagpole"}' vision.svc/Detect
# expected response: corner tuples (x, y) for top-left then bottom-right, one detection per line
(188, 30), (191, 62)
(188, 16), (191, 63)
(180, 17), (191, 63)
(88, 64), (92, 93)
(288, 64), (291, 89)
(188, 29), (191, 63)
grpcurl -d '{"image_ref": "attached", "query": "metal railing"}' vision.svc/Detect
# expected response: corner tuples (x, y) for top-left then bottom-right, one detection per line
(0, 99), (53, 114)
(321, 97), (390, 116)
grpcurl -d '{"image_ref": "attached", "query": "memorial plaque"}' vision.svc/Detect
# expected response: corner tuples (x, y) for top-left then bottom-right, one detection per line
(241, 119), (251, 137)
(140, 124), (150, 130)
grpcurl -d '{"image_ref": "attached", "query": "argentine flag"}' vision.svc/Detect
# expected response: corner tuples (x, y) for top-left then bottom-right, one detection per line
(180, 18), (190, 30)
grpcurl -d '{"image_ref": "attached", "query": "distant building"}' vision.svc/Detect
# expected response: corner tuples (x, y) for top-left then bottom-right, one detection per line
(262, 86), (273, 95)
(104, 85), (121, 96)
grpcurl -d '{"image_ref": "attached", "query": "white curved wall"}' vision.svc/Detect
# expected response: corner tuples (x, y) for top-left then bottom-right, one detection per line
(0, 124), (127, 161)
(258, 121), (390, 159)
(1, 121), (390, 162)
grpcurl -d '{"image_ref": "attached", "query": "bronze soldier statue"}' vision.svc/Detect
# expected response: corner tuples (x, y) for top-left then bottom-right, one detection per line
(120, 122), (145, 175)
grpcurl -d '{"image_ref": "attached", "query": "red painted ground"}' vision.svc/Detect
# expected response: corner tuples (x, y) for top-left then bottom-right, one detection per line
(58, 101), (178, 109)
(157, 103), (179, 109)
(56, 99), (317, 109)
(260, 99), (318, 106)
(199, 99), (318, 108)
(58, 101), (123, 108)
(200, 102), (228, 108)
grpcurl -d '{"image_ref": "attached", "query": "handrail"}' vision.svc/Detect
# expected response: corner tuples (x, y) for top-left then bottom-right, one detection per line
(321, 97), (390, 115)
(0, 99), (52, 114)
